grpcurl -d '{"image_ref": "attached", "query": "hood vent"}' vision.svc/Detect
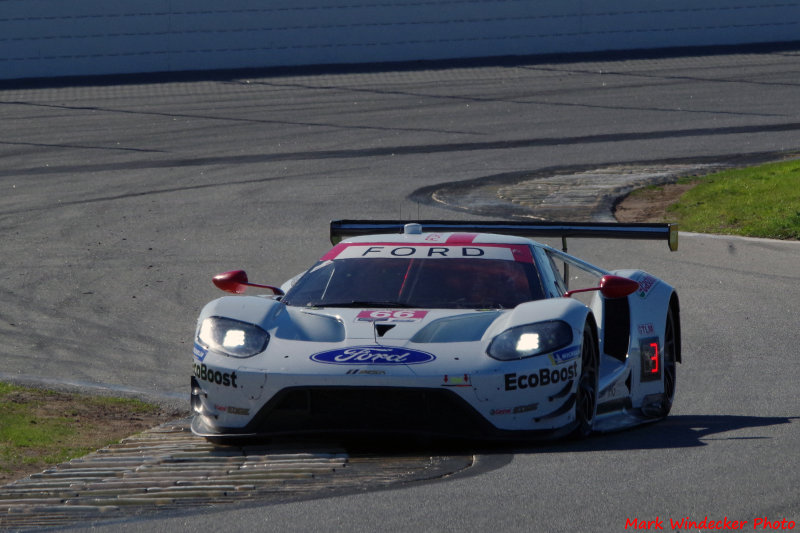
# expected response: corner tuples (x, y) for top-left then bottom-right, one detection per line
(410, 311), (501, 343)
(374, 323), (396, 337)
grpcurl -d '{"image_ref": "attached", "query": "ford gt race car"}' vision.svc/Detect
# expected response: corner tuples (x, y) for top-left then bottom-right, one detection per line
(191, 220), (681, 440)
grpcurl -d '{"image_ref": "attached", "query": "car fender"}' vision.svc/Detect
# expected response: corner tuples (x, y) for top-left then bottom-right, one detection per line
(612, 269), (676, 346)
(197, 295), (284, 332)
(484, 297), (592, 343)
(612, 269), (678, 407)
(197, 296), (346, 343)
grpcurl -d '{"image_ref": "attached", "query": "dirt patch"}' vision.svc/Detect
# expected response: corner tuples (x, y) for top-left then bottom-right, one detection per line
(614, 181), (699, 223)
(1, 388), (185, 485)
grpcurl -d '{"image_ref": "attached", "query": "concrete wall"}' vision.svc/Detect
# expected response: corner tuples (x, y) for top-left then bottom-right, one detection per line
(2, 1), (799, 80)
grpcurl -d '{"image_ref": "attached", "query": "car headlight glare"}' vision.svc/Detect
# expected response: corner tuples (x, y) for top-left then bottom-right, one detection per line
(197, 316), (269, 358)
(487, 320), (573, 361)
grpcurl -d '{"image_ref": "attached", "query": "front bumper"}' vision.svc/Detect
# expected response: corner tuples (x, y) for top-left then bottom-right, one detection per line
(190, 368), (580, 441)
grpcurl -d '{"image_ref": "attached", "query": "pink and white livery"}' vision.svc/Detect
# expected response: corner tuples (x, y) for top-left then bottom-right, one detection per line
(191, 220), (681, 440)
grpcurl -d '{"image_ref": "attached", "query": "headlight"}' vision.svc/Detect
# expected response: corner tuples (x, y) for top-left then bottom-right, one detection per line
(197, 316), (269, 358)
(487, 320), (573, 361)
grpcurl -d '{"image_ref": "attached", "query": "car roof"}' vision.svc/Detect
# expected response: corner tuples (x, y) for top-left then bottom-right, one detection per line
(322, 232), (540, 263)
(340, 231), (537, 246)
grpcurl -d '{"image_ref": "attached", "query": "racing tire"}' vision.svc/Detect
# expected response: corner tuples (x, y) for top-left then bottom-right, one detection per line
(659, 305), (678, 417)
(572, 322), (599, 439)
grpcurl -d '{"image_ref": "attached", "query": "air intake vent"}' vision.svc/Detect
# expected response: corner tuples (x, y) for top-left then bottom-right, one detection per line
(374, 323), (395, 337)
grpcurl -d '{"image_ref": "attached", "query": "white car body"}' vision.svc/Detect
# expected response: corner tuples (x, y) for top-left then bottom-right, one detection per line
(191, 220), (681, 440)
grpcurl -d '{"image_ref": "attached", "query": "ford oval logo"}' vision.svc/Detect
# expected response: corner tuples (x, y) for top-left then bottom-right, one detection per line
(310, 346), (436, 365)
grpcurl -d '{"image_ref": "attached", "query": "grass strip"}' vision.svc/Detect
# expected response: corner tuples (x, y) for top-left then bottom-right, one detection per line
(667, 159), (800, 240)
(0, 382), (167, 484)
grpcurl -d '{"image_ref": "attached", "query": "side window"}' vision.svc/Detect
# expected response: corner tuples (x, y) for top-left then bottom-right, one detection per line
(545, 251), (568, 295)
(545, 249), (603, 306)
(282, 261), (336, 305)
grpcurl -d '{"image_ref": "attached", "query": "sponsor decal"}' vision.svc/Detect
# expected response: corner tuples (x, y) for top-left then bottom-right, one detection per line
(193, 362), (238, 388)
(444, 233), (478, 244)
(637, 323), (655, 335)
(600, 383), (616, 400)
(310, 346), (436, 365)
(350, 245), (491, 259)
(550, 346), (580, 365)
(490, 408), (512, 416)
(320, 243), (533, 262)
(442, 374), (471, 387)
(600, 378), (628, 400)
(637, 275), (657, 299)
(512, 402), (538, 414)
(214, 405), (250, 416)
(504, 362), (578, 391)
(193, 342), (208, 362)
(346, 369), (386, 375)
(356, 310), (428, 322)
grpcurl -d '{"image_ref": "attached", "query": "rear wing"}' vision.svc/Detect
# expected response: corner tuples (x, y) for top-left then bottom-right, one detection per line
(330, 219), (679, 251)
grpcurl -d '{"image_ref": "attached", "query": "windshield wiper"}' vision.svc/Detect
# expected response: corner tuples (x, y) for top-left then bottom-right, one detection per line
(306, 300), (415, 308)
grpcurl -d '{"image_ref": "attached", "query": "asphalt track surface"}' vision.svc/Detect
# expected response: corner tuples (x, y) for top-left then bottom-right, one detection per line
(1, 48), (799, 531)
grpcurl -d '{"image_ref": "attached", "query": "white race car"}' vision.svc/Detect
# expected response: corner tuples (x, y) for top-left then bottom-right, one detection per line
(191, 220), (681, 440)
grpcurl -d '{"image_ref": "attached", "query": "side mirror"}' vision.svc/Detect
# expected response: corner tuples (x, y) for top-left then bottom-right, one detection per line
(212, 270), (285, 295)
(598, 275), (640, 299)
(564, 275), (639, 299)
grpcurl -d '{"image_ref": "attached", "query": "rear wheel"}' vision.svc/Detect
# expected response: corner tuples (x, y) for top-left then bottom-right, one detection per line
(660, 305), (678, 416)
(572, 323), (598, 438)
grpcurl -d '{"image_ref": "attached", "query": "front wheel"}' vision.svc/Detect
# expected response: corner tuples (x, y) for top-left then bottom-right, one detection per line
(572, 323), (598, 438)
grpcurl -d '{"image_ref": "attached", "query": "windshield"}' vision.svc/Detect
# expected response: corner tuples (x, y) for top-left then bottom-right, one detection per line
(282, 256), (545, 309)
